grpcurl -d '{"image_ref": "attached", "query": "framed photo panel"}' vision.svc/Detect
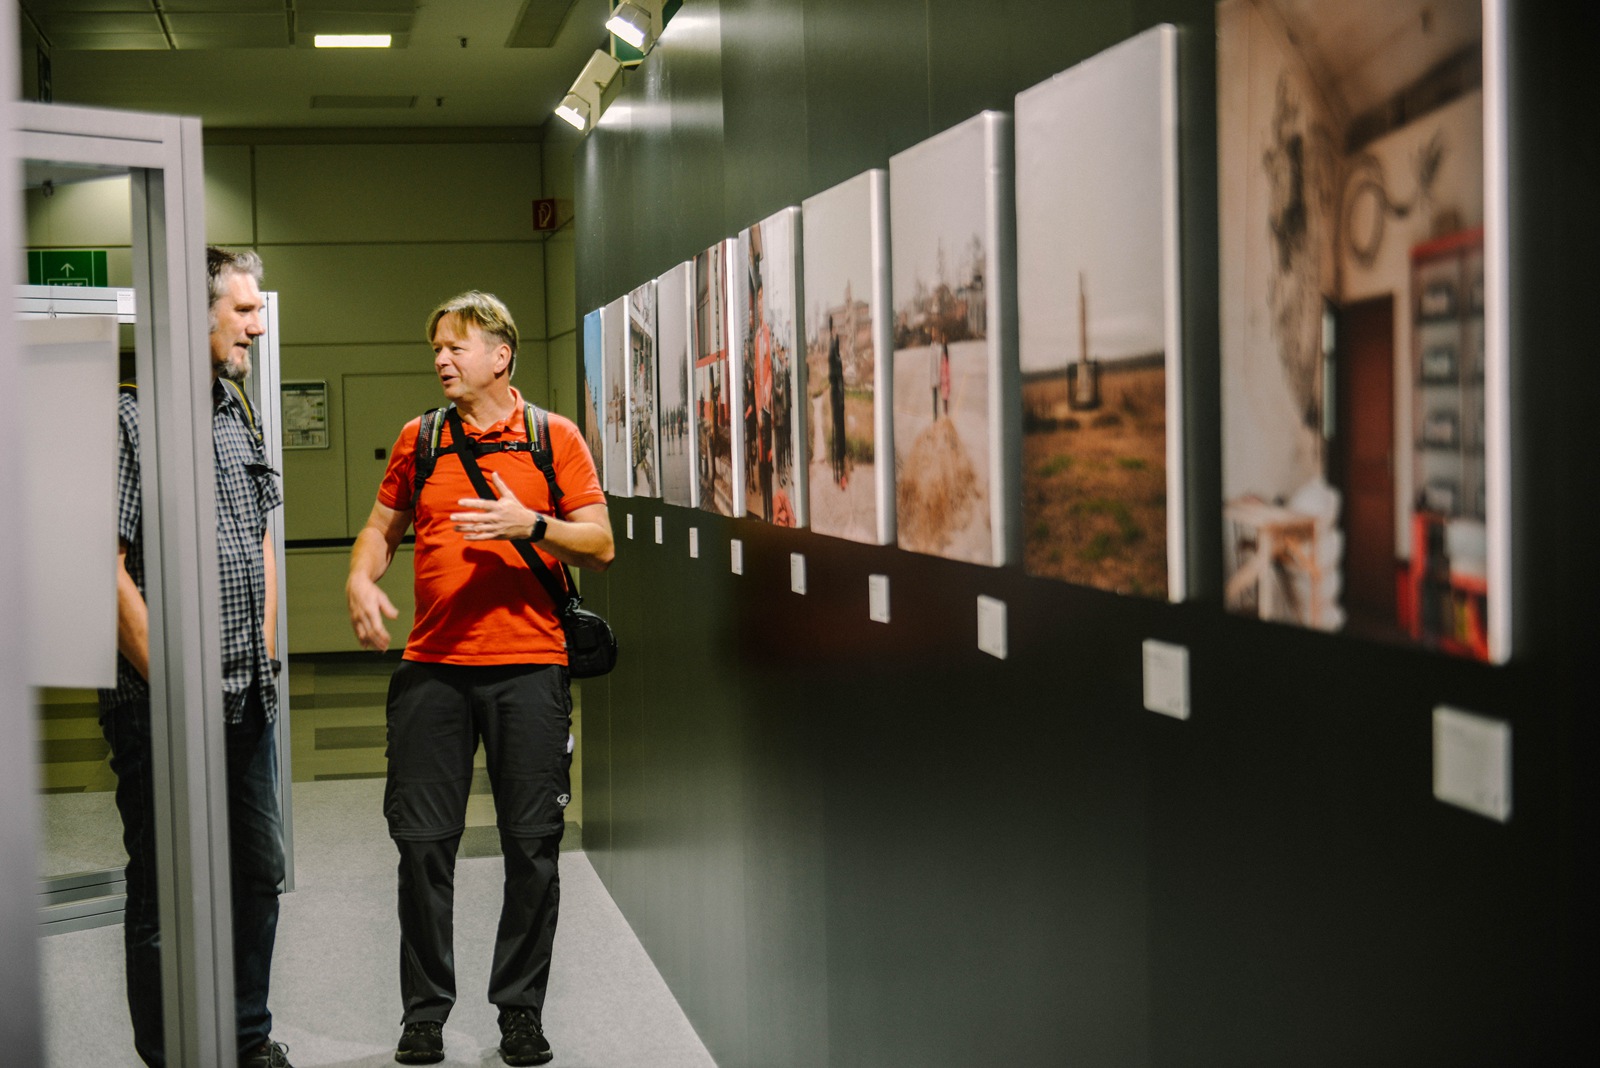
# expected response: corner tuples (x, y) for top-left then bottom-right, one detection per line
(692, 239), (736, 516)
(803, 169), (895, 545)
(657, 261), (694, 508)
(581, 307), (605, 487)
(601, 295), (631, 498)
(627, 280), (660, 498)
(889, 110), (1019, 567)
(1015, 24), (1185, 600)
(1216, 0), (1509, 662)
(732, 207), (807, 527)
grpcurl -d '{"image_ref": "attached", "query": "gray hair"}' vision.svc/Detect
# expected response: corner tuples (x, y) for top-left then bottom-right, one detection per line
(206, 246), (264, 309)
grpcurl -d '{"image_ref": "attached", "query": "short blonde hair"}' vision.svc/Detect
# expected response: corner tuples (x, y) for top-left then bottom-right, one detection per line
(427, 291), (519, 378)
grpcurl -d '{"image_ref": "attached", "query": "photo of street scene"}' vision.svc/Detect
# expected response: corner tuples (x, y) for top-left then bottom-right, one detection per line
(657, 261), (693, 507)
(803, 169), (893, 545)
(693, 239), (735, 516)
(733, 207), (805, 527)
(628, 280), (659, 498)
(890, 111), (1014, 566)
(582, 308), (605, 487)
(1016, 25), (1182, 599)
(602, 295), (631, 498)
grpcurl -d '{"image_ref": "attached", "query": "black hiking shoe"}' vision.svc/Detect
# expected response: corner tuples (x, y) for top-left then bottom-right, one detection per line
(394, 1020), (445, 1064)
(497, 1006), (553, 1066)
(240, 1040), (294, 1068)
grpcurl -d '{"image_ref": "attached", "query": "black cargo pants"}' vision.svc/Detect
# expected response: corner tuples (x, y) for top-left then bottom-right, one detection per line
(383, 660), (572, 1024)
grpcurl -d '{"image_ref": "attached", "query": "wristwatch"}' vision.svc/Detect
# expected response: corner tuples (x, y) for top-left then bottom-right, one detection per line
(529, 513), (548, 543)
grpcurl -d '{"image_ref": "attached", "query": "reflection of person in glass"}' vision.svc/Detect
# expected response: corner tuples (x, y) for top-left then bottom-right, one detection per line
(100, 247), (295, 1068)
(348, 293), (612, 1066)
(828, 324), (847, 488)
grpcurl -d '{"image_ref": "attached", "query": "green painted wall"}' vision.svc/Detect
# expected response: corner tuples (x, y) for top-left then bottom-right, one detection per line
(24, 130), (582, 654)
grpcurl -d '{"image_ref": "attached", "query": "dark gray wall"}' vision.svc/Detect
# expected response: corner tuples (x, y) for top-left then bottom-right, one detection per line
(574, 2), (1595, 1065)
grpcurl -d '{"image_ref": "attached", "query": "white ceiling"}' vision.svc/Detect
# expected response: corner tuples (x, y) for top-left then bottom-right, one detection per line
(1258, 0), (1480, 120)
(24, 0), (615, 131)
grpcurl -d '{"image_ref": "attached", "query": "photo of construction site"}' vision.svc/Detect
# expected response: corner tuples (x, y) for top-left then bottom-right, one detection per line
(803, 170), (893, 546)
(1016, 25), (1182, 599)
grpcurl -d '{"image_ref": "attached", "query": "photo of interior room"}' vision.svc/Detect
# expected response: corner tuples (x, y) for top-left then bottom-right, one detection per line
(1218, 0), (1494, 659)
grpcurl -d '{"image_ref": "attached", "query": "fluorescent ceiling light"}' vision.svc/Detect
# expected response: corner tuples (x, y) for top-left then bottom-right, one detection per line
(555, 94), (590, 131)
(606, 2), (654, 50)
(314, 34), (392, 48)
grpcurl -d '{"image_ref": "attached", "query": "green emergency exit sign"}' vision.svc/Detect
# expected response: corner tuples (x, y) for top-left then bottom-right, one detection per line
(28, 249), (109, 287)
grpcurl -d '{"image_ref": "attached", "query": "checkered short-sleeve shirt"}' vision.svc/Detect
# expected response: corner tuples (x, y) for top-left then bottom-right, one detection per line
(99, 382), (283, 725)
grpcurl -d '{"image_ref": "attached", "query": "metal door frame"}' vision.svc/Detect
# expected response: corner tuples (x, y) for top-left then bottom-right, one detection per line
(11, 99), (238, 1068)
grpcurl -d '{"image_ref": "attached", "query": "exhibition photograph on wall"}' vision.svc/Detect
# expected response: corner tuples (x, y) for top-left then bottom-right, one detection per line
(1016, 24), (1185, 601)
(1217, 0), (1504, 661)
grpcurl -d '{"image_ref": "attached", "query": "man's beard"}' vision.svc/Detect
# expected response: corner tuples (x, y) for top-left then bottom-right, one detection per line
(220, 349), (251, 382)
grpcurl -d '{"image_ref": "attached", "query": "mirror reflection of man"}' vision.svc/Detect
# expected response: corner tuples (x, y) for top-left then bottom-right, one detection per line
(346, 291), (613, 1066)
(99, 247), (294, 1068)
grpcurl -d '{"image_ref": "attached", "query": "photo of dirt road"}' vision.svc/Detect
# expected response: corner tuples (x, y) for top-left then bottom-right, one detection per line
(894, 339), (991, 562)
(1016, 24), (1181, 597)
(889, 111), (1014, 566)
(803, 169), (893, 545)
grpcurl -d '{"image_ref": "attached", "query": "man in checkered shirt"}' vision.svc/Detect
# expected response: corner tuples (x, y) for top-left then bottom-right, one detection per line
(98, 247), (295, 1068)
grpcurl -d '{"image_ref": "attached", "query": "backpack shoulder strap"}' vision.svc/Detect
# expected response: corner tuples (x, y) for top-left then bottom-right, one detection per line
(412, 404), (452, 501)
(524, 403), (564, 510)
(218, 378), (264, 451)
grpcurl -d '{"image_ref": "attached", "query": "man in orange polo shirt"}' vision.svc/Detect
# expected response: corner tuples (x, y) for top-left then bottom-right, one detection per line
(346, 291), (613, 1066)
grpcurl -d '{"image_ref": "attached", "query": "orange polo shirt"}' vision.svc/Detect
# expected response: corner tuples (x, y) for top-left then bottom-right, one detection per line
(377, 390), (606, 665)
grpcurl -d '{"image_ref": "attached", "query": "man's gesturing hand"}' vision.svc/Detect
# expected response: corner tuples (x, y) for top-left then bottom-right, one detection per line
(346, 575), (398, 652)
(451, 471), (543, 541)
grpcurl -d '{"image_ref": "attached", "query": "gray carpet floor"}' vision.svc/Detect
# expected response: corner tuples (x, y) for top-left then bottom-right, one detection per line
(39, 779), (717, 1068)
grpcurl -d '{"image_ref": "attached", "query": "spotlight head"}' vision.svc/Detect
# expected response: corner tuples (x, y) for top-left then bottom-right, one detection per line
(606, 2), (654, 51)
(555, 94), (590, 131)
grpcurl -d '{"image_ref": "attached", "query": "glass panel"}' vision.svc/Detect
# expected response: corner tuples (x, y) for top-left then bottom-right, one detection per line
(23, 161), (170, 1067)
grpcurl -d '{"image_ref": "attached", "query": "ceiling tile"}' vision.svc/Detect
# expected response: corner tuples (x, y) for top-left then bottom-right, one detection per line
(172, 32), (292, 50)
(165, 12), (287, 36)
(506, 0), (577, 48)
(295, 1), (414, 12)
(44, 31), (172, 49)
(295, 11), (414, 36)
(32, 10), (163, 34)
(21, 1), (158, 13)
(161, 1), (283, 10)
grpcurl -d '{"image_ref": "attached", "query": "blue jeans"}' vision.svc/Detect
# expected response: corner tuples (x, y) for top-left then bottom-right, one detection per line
(100, 688), (286, 1067)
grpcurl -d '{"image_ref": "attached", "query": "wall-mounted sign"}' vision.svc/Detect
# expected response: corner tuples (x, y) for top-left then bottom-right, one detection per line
(281, 379), (329, 449)
(27, 249), (108, 287)
(533, 198), (559, 231)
